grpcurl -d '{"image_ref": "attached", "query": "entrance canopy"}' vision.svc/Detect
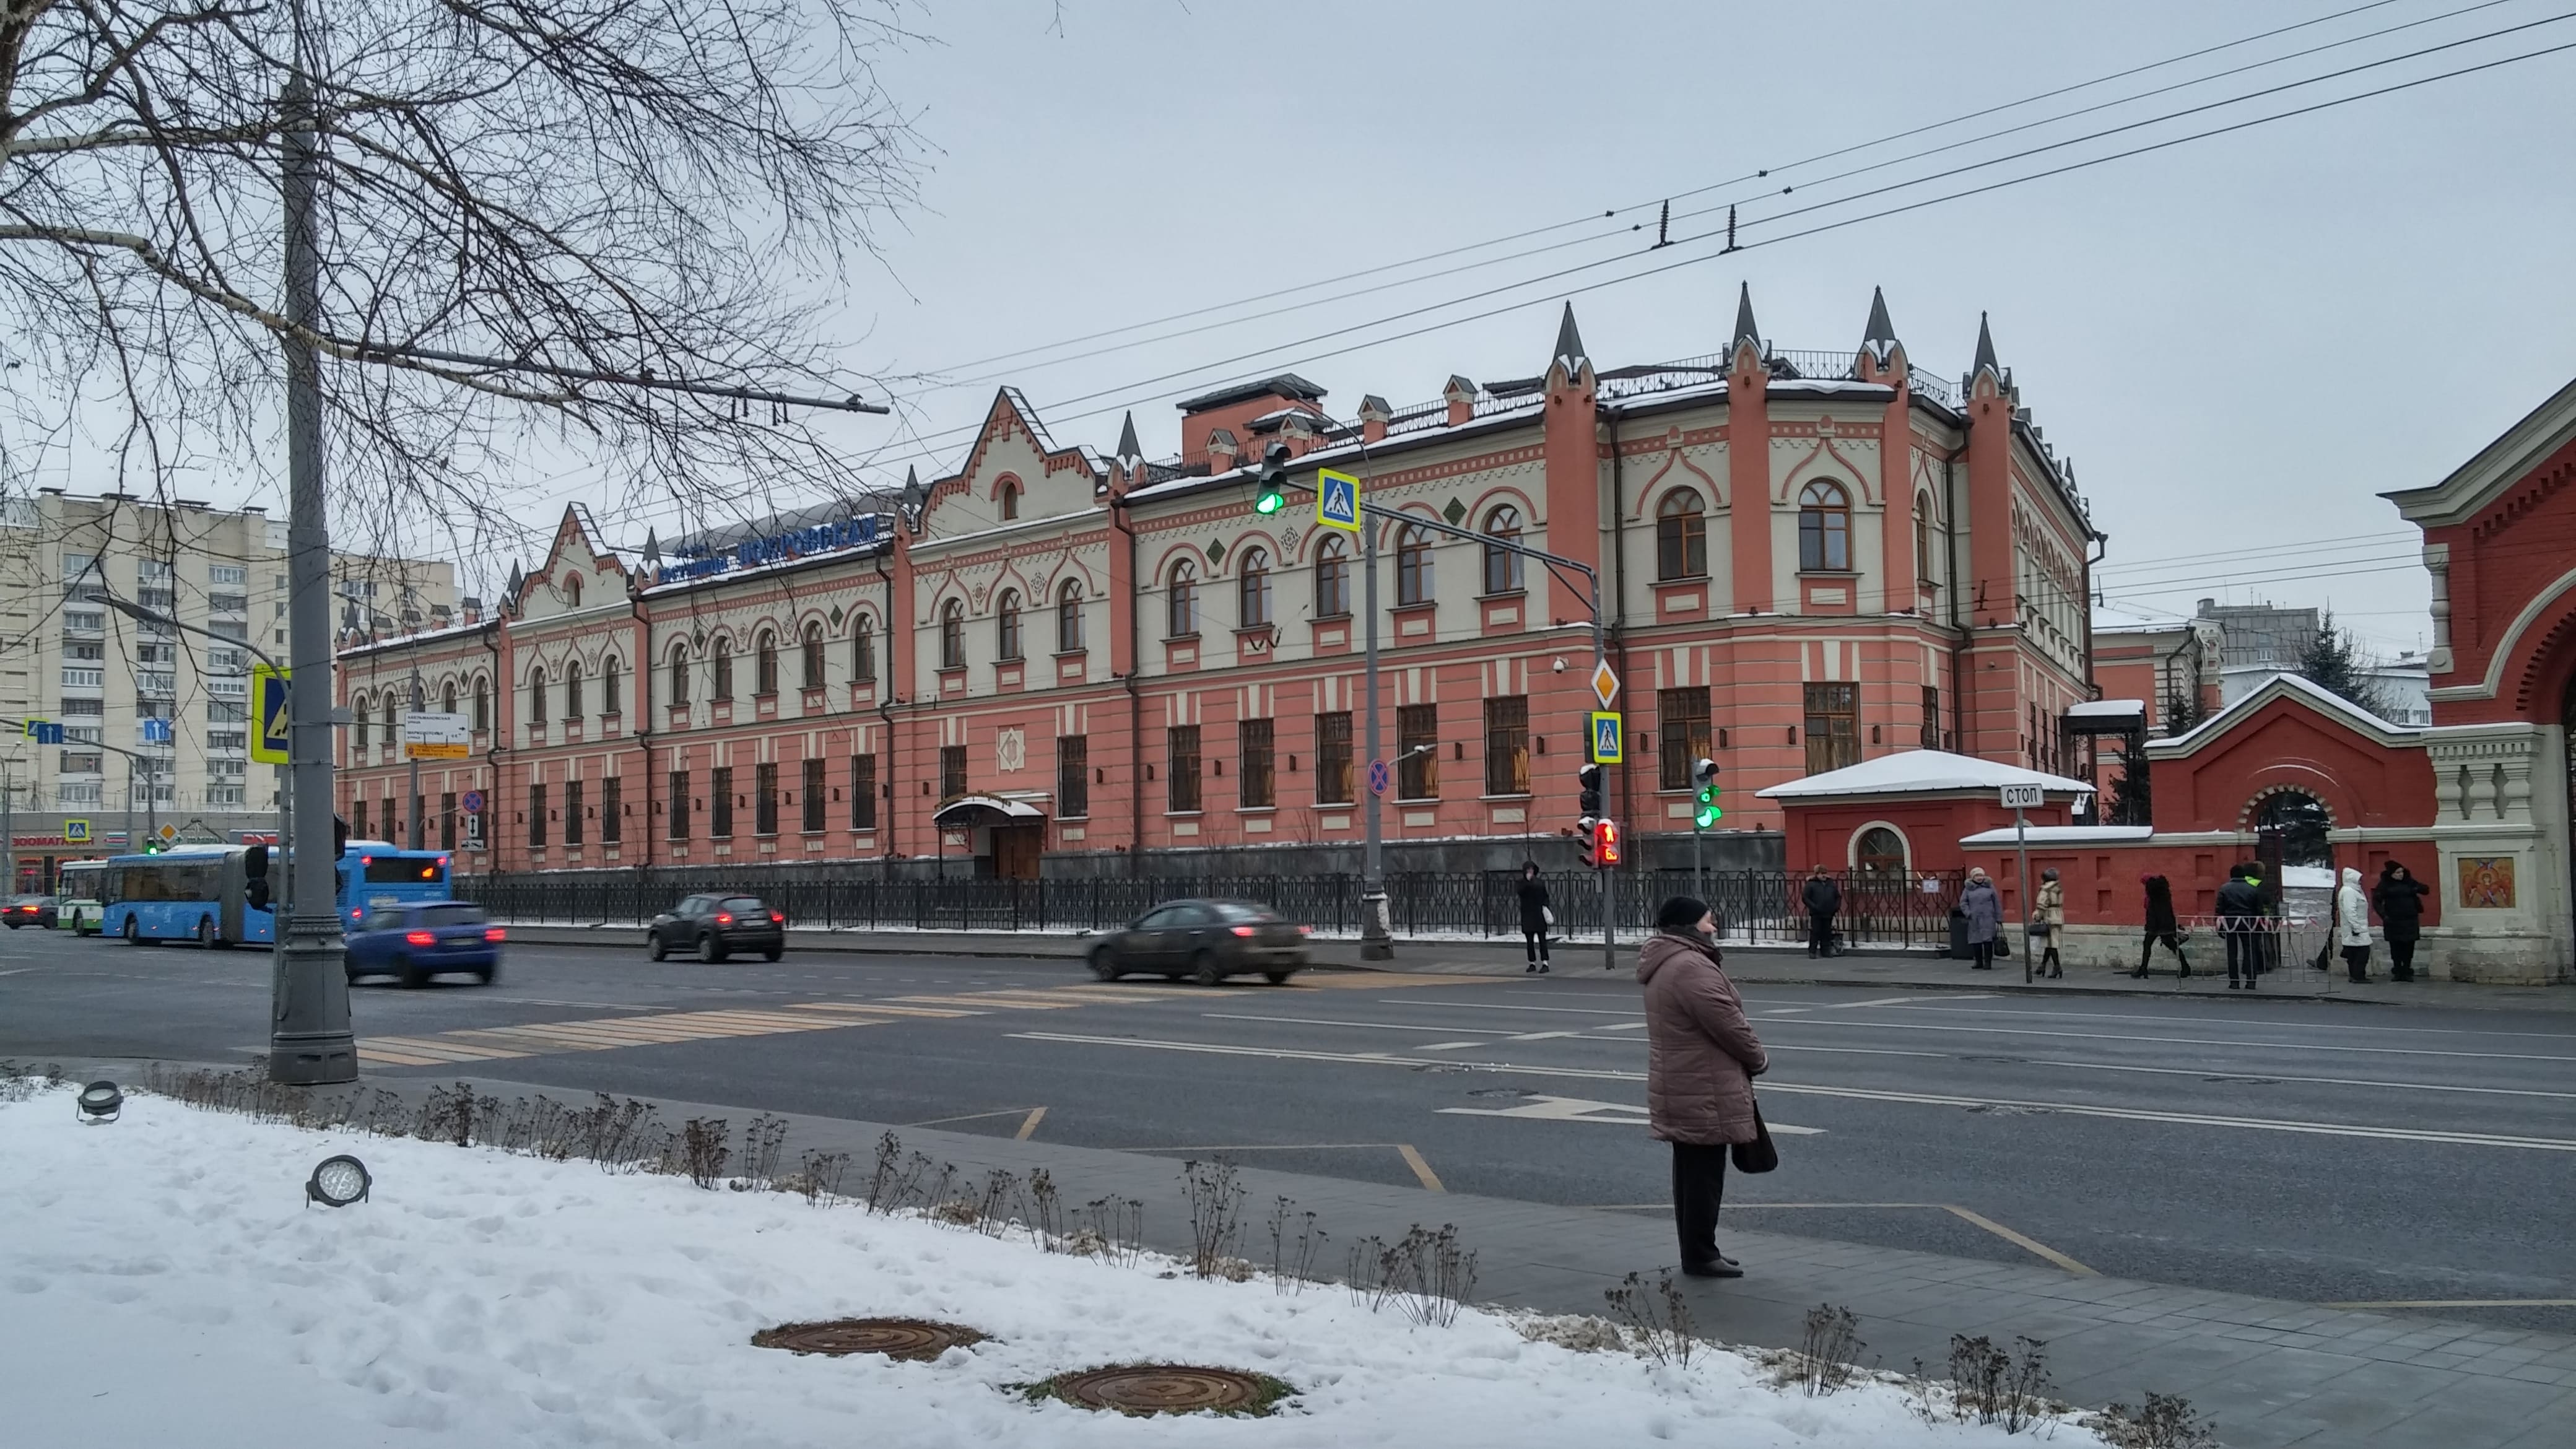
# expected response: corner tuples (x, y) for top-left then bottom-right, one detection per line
(930, 794), (1046, 829)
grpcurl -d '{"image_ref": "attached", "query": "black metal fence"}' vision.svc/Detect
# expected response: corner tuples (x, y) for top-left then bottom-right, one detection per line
(456, 866), (1964, 949)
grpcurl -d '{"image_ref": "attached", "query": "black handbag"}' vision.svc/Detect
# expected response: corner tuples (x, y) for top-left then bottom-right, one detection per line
(1731, 1100), (1779, 1174)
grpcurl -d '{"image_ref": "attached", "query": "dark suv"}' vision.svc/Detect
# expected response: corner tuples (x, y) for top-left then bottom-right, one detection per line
(1087, 899), (1308, 985)
(648, 894), (785, 962)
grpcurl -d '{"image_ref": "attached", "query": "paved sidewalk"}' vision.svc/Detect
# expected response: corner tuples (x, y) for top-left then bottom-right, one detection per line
(116, 1062), (2575, 1449)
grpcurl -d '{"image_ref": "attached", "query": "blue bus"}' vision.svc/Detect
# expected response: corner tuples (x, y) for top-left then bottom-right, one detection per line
(100, 841), (452, 946)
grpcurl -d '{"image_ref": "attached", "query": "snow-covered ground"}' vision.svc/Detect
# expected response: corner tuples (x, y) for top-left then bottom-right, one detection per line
(1, 1087), (2102, 1447)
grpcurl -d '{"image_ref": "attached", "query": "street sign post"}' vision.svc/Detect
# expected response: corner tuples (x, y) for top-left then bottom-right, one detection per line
(1366, 759), (1391, 798)
(404, 710), (471, 761)
(461, 788), (484, 814)
(251, 664), (292, 765)
(1999, 783), (2041, 984)
(1315, 468), (1362, 532)
(1587, 711), (1624, 765)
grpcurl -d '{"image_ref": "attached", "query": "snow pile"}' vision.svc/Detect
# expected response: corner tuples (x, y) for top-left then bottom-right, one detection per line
(0, 1088), (2101, 1448)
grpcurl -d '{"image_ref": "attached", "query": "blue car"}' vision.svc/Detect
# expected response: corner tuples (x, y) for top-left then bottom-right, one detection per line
(344, 900), (503, 987)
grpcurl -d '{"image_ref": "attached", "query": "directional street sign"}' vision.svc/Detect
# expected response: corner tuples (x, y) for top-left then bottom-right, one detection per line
(251, 664), (291, 765)
(1590, 659), (1620, 710)
(1588, 711), (1624, 765)
(405, 710), (471, 761)
(141, 717), (173, 745)
(461, 788), (485, 815)
(1315, 468), (1362, 533)
(22, 720), (63, 744)
(1366, 758), (1391, 797)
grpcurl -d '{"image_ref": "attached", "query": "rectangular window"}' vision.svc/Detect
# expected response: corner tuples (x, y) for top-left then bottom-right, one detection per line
(210, 564), (248, 586)
(602, 777), (622, 844)
(564, 779), (585, 847)
(939, 745), (966, 801)
(354, 798), (370, 840)
(1316, 711), (1353, 804)
(803, 758), (825, 833)
(1483, 696), (1530, 796)
(1921, 685), (1943, 751)
(1804, 682), (1860, 775)
(851, 755), (877, 831)
(440, 792), (457, 851)
(1238, 718), (1274, 809)
(668, 770), (691, 841)
(1167, 725), (1201, 813)
(1657, 687), (1712, 790)
(1057, 736), (1087, 819)
(1398, 703), (1438, 799)
(710, 765), (734, 839)
(527, 783), (547, 848)
(755, 762), (778, 836)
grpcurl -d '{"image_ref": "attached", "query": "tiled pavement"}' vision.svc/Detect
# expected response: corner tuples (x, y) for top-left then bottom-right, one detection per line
(311, 1072), (2576, 1448)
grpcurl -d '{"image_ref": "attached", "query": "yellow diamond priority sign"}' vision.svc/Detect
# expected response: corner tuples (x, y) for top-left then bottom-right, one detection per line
(1590, 659), (1620, 710)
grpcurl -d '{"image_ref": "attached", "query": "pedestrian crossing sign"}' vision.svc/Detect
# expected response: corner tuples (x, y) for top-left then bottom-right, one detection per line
(1588, 711), (1624, 765)
(251, 664), (292, 765)
(1316, 468), (1361, 533)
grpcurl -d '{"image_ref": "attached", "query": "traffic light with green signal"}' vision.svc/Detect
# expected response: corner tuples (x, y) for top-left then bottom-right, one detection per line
(1691, 757), (1722, 829)
(1253, 442), (1290, 515)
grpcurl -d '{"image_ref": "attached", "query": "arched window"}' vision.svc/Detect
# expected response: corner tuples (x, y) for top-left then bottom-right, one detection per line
(754, 629), (778, 695)
(1167, 561), (1198, 638)
(353, 694), (371, 749)
(526, 668), (547, 726)
(713, 638), (733, 698)
(564, 658), (583, 718)
(440, 680), (457, 715)
(1855, 827), (1907, 876)
(939, 600), (965, 670)
(1238, 549), (1272, 629)
(1915, 493), (1937, 583)
(1395, 524), (1432, 607)
(1656, 489), (1707, 580)
(565, 573), (582, 606)
(1056, 581), (1085, 653)
(1481, 505), (1524, 595)
(1313, 535), (1351, 617)
(384, 695), (398, 743)
(998, 480), (1020, 521)
(2252, 790), (2333, 869)
(851, 614), (877, 682)
(472, 676), (490, 732)
(801, 622), (825, 688)
(1799, 481), (1852, 572)
(996, 590), (1022, 661)
(667, 644), (690, 707)
(603, 658), (622, 716)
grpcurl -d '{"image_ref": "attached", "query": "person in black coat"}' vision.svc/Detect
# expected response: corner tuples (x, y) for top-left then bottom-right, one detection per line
(1516, 861), (1552, 974)
(1801, 866), (1843, 957)
(2372, 861), (2430, 982)
(2137, 874), (2190, 979)
(2215, 863), (2263, 990)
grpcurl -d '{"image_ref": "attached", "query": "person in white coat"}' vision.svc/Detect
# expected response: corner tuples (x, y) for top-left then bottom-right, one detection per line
(2335, 866), (2374, 983)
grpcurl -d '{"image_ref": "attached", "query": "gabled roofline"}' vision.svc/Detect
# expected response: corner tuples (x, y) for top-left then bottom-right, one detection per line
(2142, 671), (2419, 760)
(2383, 373), (2576, 528)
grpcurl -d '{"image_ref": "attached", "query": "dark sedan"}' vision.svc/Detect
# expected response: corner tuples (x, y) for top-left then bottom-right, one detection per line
(4, 895), (59, 929)
(1087, 899), (1308, 985)
(346, 901), (503, 986)
(648, 894), (785, 963)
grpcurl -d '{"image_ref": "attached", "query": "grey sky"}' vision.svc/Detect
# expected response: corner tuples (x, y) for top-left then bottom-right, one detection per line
(134, 2), (2576, 651)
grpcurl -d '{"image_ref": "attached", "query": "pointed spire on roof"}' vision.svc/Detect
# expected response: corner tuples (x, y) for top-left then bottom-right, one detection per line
(641, 528), (662, 567)
(1863, 287), (1897, 349)
(1550, 301), (1588, 380)
(504, 561), (523, 601)
(1972, 311), (1999, 376)
(1732, 282), (1761, 353)
(1115, 411), (1142, 463)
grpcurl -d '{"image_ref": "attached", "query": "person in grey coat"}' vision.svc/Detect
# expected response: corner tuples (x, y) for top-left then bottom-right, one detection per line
(1958, 868), (2001, 970)
(1638, 895), (1768, 1279)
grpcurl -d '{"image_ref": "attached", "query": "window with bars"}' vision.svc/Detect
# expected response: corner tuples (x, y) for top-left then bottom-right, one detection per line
(1058, 736), (1088, 819)
(1398, 703), (1438, 799)
(939, 746), (966, 801)
(1239, 718), (1274, 808)
(354, 798), (370, 840)
(803, 758), (826, 833)
(1316, 711), (1354, 804)
(710, 766), (734, 838)
(755, 762), (778, 835)
(851, 755), (877, 830)
(527, 783), (547, 848)
(1658, 687), (1712, 790)
(1803, 682), (1860, 775)
(668, 770), (690, 840)
(1167, 725), (1201, 813)
(1483, 697), (1529, 796)
(564, 780), (585, 847)
(1921, 685), (1943, 751)
(603, 777), (622, 844)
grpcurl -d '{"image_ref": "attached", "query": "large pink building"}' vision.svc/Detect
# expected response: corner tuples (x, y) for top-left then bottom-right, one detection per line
(337, 289), (2102, 882)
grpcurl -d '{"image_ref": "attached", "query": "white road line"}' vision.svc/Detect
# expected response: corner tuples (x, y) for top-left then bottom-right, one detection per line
(1820, 995), (1972, 1010)
(1379, 999), (1646, 1018)
(1006, 1031), (2576, 1154)
(1500, 1030), (1593, 1042)
(2028, 1056), (2576, 1101)
(1597, 1022), (1650, 1032)
(1760, 1016), (2576, 1064)
(1201, 1012), (1475, 1034)
(1414, 1041), (1490, 1052)
(1887, 1001), (2576, 1042)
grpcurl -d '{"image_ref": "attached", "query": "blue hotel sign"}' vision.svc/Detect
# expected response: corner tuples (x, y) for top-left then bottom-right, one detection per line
(659, 513), (884, 583)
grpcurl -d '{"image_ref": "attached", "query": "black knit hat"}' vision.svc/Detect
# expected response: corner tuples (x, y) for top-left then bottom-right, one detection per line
(1655, 895), (1710, 931)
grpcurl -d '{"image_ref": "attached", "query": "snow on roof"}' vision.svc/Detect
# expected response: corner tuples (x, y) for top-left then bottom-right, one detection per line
(2147, 670), (2416, 754)
(2090, 607), (2185, 634)
(2066, 698), (2146, 718)
(1756, 749), (2097, 800)
(1959, 825), (2154, 846)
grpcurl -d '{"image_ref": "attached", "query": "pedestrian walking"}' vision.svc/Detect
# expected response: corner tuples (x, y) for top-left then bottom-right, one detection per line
(2137, 874), (2190, 978)
(1637, 895), (1767, 1279)
(2336, 866), (2374, 983)
(2216, 863), (2263, 990)
(1801, 866), (1842, 958)
(2032, 868), (2065, 980)
(1515, 860), (1552, 975)
(1959, 868), (2001, 970)
(2372, 861), (2429, 982)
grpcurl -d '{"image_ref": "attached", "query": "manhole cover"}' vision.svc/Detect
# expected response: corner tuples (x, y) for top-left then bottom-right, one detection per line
(752, 1318), (986, 1361)
(1043, 1365), (1288, 1417)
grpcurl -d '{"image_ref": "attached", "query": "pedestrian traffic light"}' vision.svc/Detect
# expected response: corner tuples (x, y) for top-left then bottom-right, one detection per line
(1585, 819), (1621, 868)
(1692, 757), (1722, 829)
(1253, 441), (1290, 515)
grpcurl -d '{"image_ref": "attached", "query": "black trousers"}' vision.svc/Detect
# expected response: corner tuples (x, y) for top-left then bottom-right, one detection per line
(1671, 1141), (1730, 1268)
(2225, 929), (2257, 984)
(1807, 911), (1835, 955)
(2390, 937), (2417, 980)
(2343, 943), (2372, 983)
(1522, 928), (1550, 965)
(1971, 940), (1995, 969)
(2139, 931), (2188, 975)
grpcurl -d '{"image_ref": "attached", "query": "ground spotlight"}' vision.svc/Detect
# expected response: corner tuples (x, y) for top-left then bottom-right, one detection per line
(75, 1081), (123, 1123)
(307, 1154), (372, 1208)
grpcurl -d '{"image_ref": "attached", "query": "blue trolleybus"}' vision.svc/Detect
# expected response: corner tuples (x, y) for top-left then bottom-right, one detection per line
(100, 841), (452, 946)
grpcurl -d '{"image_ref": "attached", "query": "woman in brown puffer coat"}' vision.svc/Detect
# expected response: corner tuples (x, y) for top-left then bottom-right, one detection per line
(1637, 895), (1767, 1279)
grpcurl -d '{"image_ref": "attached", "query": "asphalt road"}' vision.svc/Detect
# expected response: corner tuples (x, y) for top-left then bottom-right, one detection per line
(7, 925), (2573, 1330)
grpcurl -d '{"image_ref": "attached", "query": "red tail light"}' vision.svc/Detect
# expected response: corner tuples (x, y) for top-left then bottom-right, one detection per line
(716, 912), (734, 925)
(770, 912), (783, 925)
(1230, 925), (1256, 938)
(484, 928), (506, 942)
(1299, 925), (1313, 936)
(404, 930), (435, 946)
